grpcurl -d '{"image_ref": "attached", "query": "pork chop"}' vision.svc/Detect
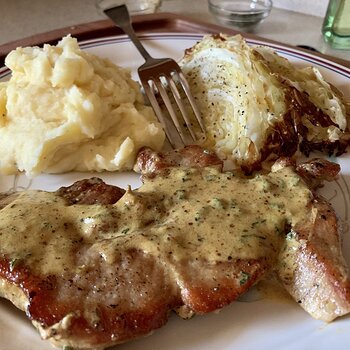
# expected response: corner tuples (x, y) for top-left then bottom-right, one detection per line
(0, 146), (349, 350)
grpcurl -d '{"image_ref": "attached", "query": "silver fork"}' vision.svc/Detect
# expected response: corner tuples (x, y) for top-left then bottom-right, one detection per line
(103, 5), (205, 148)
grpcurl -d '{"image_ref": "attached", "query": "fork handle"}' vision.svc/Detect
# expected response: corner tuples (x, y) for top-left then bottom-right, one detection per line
(104, 5), (152, 62)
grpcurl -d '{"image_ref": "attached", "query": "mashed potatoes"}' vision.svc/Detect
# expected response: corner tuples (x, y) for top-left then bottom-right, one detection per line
(0, 35), (165, 176)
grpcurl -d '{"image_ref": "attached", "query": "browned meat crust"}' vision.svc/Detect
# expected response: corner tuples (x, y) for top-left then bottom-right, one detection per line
(136, 145), (223, 178)
(57, 177), (126, 205)
(175, 258), (268, 313)
(296, 158), (341, 189)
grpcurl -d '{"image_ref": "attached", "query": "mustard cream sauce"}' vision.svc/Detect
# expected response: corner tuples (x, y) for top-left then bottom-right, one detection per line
(0, 166), (312, 276)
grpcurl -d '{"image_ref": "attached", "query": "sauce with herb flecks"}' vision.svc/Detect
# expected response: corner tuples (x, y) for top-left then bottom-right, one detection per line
(0, 166), (312, 275)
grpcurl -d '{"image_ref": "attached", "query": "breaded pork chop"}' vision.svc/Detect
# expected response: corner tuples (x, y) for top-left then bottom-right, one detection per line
(0, 146), (349, 350)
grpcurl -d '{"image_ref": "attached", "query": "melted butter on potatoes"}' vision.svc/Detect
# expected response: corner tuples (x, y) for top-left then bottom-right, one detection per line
(0, 35), (165, 176)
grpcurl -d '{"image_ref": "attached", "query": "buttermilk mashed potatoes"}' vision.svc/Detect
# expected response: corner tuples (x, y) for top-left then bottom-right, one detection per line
(0, 35), (165, 176)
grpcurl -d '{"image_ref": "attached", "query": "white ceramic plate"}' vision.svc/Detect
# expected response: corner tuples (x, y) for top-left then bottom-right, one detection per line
(0, 33), (350, 350)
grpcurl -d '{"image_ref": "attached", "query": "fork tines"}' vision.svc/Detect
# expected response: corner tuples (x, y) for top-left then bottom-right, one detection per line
(102, 4), (204, 149)
(138, 58), (205, 149)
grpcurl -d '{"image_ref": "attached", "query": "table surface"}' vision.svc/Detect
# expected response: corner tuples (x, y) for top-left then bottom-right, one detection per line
(0, 0), (349, 62)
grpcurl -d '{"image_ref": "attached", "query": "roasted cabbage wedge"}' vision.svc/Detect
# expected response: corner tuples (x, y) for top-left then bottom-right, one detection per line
(180, 34), (350, 173)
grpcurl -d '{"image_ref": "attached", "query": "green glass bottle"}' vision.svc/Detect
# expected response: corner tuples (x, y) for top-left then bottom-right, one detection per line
(322, 0), (350, 49)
